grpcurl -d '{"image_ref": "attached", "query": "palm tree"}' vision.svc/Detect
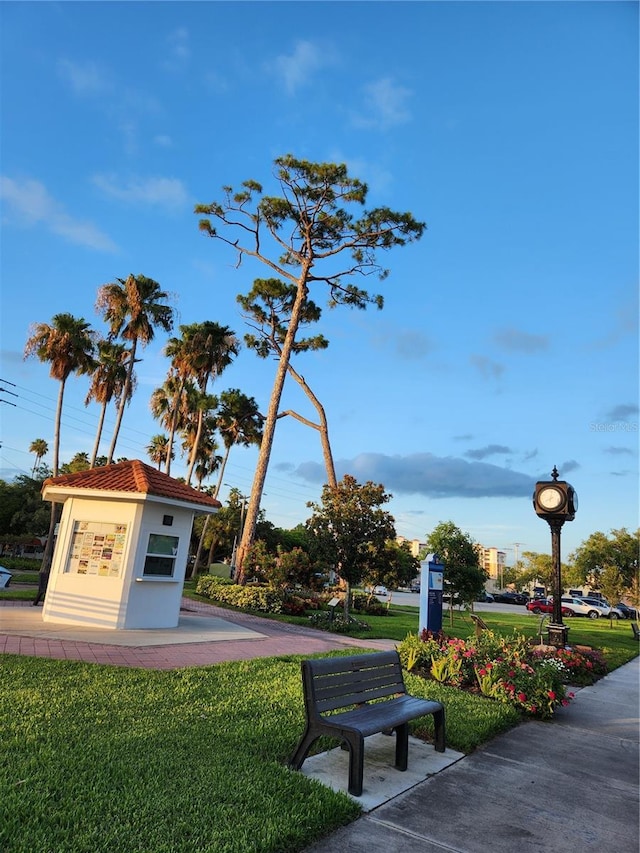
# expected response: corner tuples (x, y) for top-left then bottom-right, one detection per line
(150, 374), (198, 473)
(96, 274), (174, 463)
(85, 341), (131, 467)
(160, 327), (205, 475)
(24, 313), (98, 477)
(24, 313), (98, 592)
(147, 434), (172, 470)
(213, 389), (264, 495)
(180, 323), (239, 485)
(192, 389), (263, 574)
(29, 439), (48, 475)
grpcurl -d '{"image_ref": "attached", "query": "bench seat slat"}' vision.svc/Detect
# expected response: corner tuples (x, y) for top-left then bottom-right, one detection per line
(320, 695), (442, 737)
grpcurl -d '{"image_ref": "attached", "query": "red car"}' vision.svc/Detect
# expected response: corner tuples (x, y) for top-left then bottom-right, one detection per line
(526, 598), (573, 617)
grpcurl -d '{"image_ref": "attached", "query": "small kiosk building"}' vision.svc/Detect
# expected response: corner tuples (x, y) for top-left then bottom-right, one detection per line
(41, 460), (221, 629)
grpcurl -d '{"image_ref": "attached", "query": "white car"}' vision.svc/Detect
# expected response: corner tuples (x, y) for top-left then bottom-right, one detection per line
(0, 566), (12, 589)
(560, 596), (607, 619)
(580, 597), (624, 619)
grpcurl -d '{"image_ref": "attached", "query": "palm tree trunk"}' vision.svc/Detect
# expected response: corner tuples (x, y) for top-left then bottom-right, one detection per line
(185, 408), (204, 486)
(189, 449), (229, 579)
(107, 341), (137, 464)
(35, 380), (65, 603)
(165, 379), (184, 475)
(90, 401), (107, 467)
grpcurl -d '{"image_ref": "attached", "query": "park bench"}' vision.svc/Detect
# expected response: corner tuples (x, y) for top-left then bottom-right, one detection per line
(288, 650), (445, 796)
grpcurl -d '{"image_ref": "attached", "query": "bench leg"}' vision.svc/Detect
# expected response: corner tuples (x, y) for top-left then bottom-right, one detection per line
(394, 722), (409, 771)
(343, 732), (365, 797)
(433, 707), (446, 753)
(288, 725), (318, 771)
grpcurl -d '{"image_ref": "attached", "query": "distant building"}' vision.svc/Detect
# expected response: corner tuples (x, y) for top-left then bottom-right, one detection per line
(396, 536), (427, 558)
(474, 544), (506, 588)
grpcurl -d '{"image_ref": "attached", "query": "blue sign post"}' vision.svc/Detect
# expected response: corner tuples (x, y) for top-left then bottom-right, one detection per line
(419, 553), (444, 635)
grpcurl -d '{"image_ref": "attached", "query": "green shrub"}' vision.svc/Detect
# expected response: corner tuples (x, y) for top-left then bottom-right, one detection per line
(195, 575), (284, 613)
(351, 592), (388, 616)
(307, 612), (371, 634)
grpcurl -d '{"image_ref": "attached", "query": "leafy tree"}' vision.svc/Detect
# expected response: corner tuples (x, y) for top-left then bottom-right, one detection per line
(0, 475), (51, 537)
(196, 155), (425, 575)
(517, 552), (557, 592)
(97, 274), (174, 463)
(425, 522), (486, 624)
(24, 312), (98, 583)
(571, 528), (639, 604)
(29, 439), (48, 476)
(85, 340), (131, 467)
(361, 539), (419, 599)
(306, 474), (396, 619)
(59, 453), (91, 474)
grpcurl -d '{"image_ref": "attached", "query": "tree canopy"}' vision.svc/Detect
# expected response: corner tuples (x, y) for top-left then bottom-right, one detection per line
(196, 155), (425, 577)
(306, 474), (396, 617)
(425, 521), (486, 622)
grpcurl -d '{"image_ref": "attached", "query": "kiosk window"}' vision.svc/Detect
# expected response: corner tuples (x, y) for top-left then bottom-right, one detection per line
(143, 534), (179, 577)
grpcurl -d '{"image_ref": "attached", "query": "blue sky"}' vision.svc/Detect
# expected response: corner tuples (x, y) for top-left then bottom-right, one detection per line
(1, 1), (637, 561)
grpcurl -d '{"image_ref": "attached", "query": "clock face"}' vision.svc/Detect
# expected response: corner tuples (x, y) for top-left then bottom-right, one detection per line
(538, 486), (564, 511)
(570, 489), (578, 512)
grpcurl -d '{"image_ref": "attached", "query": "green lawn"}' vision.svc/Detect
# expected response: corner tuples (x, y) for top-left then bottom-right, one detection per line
(1, 581), (637, 852)
(1, 652), (517, 853)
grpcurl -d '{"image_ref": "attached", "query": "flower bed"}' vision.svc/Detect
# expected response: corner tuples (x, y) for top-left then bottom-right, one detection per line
(397, 628), (608, 719)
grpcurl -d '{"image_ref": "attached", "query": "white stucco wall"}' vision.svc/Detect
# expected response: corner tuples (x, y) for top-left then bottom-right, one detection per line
(43, 494), (197, 629)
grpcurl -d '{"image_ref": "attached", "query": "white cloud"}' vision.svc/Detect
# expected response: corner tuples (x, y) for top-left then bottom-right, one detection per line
(57, 58), (112, 97)
(0, 176), (117, 252)
(272, 40), (330, 94)
(353, 77), (413, 130)
(163, 27), (191, 71)
(92, 174), (189, 212)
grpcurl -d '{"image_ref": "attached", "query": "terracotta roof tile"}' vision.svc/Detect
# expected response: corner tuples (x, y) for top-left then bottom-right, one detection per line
(43, 460), (221, 509)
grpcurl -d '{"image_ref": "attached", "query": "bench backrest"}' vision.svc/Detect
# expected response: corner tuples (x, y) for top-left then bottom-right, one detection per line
(301, 651), (406, 718)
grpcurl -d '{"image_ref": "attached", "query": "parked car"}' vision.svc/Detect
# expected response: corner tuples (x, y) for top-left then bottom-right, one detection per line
(580, 597), (624, 619)
(0, 566), (12, 588)
(615, 602), (638, 620)
(526, 598), (573, 617)
(476, 590), (494, 603)
(409, 581), (420, 593)
(372, 585), (388, 596)
(492, 591), (529, 605)
(560, 596), (607, 619)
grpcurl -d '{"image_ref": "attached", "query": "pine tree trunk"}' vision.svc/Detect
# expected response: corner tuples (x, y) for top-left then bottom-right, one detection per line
(234, 266), (311, 580)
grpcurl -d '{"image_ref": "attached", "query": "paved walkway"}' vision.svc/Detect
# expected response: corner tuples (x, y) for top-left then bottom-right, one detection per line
(0, 597), (396, 668)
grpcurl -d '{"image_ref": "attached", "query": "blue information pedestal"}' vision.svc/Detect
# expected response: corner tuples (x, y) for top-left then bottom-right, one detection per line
(419, 554), (444, 634)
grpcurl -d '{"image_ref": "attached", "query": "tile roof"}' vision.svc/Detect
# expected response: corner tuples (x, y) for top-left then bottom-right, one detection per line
(43, 460), (221, 509)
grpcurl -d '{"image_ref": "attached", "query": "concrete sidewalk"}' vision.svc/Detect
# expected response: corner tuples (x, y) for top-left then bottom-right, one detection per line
(304, 656), (640, 853)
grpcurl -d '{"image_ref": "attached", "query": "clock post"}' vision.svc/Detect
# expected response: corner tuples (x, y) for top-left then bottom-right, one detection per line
(532, 466), (578, 649)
